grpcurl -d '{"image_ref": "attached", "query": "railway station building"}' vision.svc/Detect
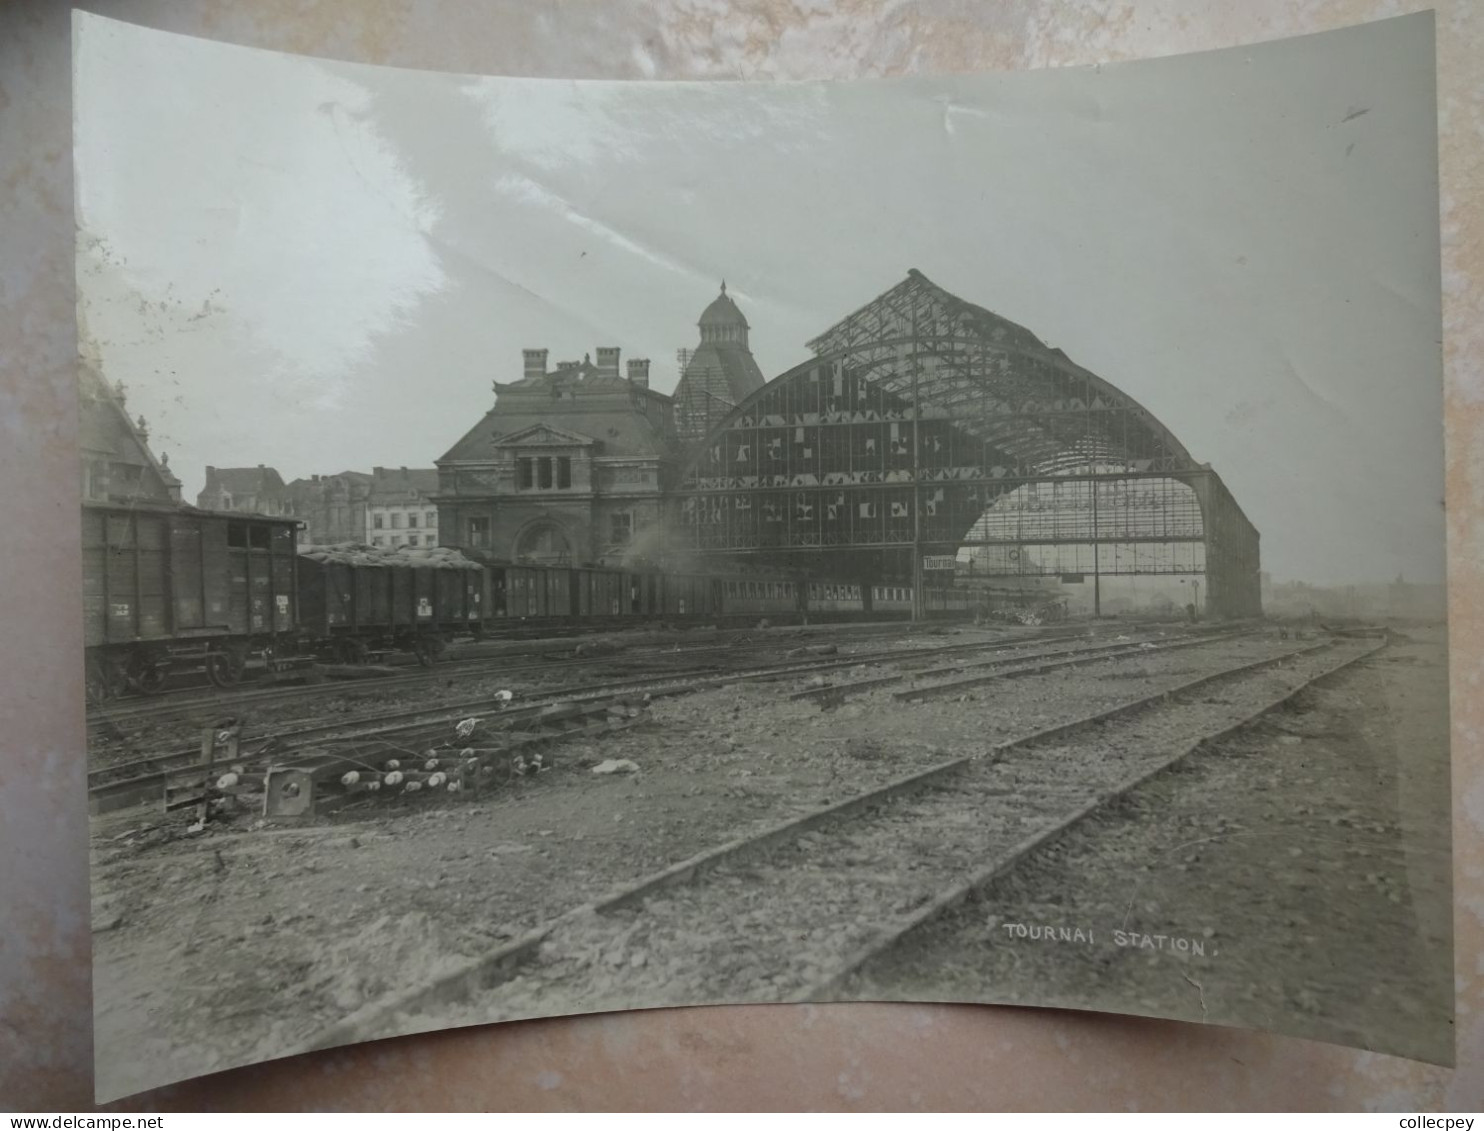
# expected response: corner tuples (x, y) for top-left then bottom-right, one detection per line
(430, 272), (1260, 618)
(668, 270), (1262, 619)
(434, 348), (676, 568)
(672, 282), (768, 445)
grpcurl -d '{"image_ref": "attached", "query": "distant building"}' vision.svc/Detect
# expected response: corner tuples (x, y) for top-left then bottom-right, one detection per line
(672, 282), (767, 445)
(366, 466), (440, 548)
(282, 471), (373, 546)
(197, 465), (289, 515)
(435, 347), (675, 566)
(77, 365), (181, 506)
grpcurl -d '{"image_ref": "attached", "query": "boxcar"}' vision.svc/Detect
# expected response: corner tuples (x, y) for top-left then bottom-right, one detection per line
(82, 502), (300, 697)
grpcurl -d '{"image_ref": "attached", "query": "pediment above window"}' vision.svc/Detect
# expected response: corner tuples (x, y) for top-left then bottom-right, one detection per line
(494, 424), (597, 449)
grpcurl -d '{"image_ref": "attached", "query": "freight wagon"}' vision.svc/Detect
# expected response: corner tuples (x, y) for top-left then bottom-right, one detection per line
(83, 501), (983, 699)
(82, 501), (300, 698)
(295, 543), (484, 665)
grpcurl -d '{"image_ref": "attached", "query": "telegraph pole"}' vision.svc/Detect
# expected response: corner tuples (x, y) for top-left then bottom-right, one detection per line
(1091, 470), (1102, 618)
(911, 316), (923, 624)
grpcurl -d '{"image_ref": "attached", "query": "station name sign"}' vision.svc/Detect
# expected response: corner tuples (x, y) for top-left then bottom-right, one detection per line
(922, 556), (958, 571)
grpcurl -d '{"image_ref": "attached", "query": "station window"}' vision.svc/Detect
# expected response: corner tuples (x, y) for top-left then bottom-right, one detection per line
(537, 457), (553, 489)
(611, 512), (632, 546)
(372, 536), (384, 546)
(517, 458), (534, 489)
(426, 511), (437, 527)
(408, 513), (418, 528)
(557, 456), (572, 489)
(407, 535), (419, 546)
(373, 514), (384, 529)
(467, 517), (489, 547)
(391, 513), (403, 529)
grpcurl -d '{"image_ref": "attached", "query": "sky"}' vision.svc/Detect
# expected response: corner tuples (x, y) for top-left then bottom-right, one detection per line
(72, 12), (1444, 586)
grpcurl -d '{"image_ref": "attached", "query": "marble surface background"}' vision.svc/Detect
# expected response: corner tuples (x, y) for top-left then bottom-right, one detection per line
(2, 0), (1480, 1111)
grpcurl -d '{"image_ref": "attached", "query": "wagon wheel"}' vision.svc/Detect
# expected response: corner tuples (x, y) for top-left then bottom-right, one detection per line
(128, 656), (168, 695)
(205, 648), (245, 688)
(336, 637), (369, 665)
(86, 657), (126, 703)
(412, 636), (436, 668)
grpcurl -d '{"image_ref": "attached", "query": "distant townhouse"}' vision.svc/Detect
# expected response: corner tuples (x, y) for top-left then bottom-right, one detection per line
(196, 464), (289, 516)
(282, 471), (373, 545)
(366, 466), (440, 548)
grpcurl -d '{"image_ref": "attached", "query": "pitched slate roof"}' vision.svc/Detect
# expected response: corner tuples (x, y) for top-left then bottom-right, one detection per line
(76, 364), (181, 504)
(367, 466), (440, 503)
(438, 378), (676, 464)
(201, 466), (287, 498)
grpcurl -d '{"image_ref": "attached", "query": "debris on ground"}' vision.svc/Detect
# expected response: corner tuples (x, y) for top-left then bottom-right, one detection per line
(591, 759), (641, 775)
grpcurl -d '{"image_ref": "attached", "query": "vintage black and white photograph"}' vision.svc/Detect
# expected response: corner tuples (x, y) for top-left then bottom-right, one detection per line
(73, 11), (1451, 1101)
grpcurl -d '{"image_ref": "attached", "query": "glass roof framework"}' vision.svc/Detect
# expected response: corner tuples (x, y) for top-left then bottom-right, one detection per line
(673, 271), (1262, 617)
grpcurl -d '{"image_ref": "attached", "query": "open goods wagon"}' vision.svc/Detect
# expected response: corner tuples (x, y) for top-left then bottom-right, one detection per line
(295, 543), (485, 665)
(82, 501), (300, 697)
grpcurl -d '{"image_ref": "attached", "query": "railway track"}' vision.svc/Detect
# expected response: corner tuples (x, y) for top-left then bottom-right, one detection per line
(86, 623), (1242, 809)
(86, 626), (1099, 802)
(297, 629), (1380, 1051)
(84, 619), (996, 730)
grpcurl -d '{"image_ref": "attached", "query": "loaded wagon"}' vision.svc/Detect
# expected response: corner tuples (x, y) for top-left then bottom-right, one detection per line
(295, 543), (485, 665)
(81, 501), (300, 697)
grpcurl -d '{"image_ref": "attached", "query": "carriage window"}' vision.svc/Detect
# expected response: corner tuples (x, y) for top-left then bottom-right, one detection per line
(227, 522), (247, 548)
(249, 525), (270, 550)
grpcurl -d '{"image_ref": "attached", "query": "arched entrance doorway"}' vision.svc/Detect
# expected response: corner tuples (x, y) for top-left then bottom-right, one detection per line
(515, 522), (571, 565)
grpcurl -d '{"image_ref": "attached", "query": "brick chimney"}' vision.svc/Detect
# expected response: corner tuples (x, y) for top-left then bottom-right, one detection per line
(627, 358), (651, 389)
(522, 349), (548, 379)
(596, 347), (621, 380)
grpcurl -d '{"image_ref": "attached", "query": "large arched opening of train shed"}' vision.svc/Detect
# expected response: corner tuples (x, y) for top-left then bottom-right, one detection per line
(671, 271), (1261, 620)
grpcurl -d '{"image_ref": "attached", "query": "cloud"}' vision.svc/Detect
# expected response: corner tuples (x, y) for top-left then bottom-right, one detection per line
(74, 16), (446, 410)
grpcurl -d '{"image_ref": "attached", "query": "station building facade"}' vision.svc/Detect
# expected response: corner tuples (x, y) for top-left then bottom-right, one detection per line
(433, 348), (676, 567)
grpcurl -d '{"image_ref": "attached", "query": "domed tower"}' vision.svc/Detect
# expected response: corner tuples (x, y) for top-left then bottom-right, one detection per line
(674, 282), (766, 445)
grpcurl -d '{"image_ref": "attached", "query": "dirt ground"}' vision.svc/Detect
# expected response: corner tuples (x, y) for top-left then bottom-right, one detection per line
(88, 625), (1453, 1098)
(854, 627), (1454, 1066)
